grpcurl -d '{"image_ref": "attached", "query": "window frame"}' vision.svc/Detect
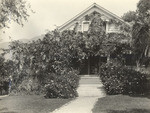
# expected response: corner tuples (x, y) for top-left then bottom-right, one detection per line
(81, 21), (91, 32)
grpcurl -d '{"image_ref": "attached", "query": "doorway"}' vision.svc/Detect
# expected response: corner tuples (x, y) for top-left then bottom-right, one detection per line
(80, 56), (101, 75)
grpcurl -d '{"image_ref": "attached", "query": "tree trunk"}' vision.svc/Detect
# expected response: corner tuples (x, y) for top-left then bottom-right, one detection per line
(144, 45), (149, 57)
(136, 60), (140, 71)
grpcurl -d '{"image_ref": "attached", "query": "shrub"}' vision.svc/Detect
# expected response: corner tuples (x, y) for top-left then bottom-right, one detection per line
(99, 63), (148, 95)
(8, 33), (81, 98)
(14, 78), (43, 95)
(0, 56), (13, 95)
(0, 81), (9, 95)
(44, 69), (79, 98)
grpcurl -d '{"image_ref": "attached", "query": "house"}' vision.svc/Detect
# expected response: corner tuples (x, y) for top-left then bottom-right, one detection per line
(58, 3), (131, 75)
(58, 3), (130, 33)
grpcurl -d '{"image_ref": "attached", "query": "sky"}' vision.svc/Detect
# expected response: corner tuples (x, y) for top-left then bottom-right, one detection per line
(1, 0), (139, 43)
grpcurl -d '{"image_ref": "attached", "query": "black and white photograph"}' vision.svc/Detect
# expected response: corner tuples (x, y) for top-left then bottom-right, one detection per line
(0, 0), (150, 113)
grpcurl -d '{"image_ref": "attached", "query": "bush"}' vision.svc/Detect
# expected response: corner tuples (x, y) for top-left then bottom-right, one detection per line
(11, 69), (80, 98)
(44, 69), (79, 98)
(0, 81), (9, 95)
(13, 78), (43, 95)
(99, 63), (148, 95)
(8, 33), (81, 98)
(0, 56), (13, 95)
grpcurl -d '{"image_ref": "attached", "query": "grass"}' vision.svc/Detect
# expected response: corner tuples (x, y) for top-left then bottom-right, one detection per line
(0, 95), (72, 113)
(92, 95), (150, 113)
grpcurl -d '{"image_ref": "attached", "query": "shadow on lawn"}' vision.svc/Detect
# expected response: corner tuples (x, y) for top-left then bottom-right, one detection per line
(129, 91), (150, 99)
(106, 109), (150, 113)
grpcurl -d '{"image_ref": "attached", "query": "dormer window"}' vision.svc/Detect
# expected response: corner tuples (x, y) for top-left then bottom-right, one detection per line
(82, 21), (91, 32)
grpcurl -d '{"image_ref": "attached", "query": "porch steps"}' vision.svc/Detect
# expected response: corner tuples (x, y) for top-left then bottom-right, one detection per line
(79, 75), (101, 85)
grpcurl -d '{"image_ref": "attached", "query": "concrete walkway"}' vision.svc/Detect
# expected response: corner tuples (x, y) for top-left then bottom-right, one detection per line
(50, 75), (106, 113)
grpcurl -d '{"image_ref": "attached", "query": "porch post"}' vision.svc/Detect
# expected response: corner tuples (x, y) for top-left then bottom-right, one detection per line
(107, 54), (110, 63)
(88, 57), (90, 75)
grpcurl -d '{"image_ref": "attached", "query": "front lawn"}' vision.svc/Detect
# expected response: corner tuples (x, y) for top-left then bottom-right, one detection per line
(92, 95), (150, 113)
(0, 95), (72, 113)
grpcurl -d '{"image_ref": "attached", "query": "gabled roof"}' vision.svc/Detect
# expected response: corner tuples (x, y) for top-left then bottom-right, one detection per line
(58, 3), (130, 31)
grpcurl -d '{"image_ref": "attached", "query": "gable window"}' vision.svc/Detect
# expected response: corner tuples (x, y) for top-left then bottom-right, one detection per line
(82, 21), (91, 32)
(106, 23), (120, 33)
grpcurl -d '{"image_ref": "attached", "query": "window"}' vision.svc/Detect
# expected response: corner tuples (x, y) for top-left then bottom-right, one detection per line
(106, 23), (120, 33)
(82, 21), (90, 32)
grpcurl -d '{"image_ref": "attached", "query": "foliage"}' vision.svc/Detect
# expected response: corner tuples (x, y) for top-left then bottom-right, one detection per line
(83, 12), (131, 57)
(0, 55), (14, 82)
(0, 56), (6, 83)
(132, 0), (150, 67)
(6, 11), (131, 97)
(122, 11), (137, 23)
(110, 43), (133, 65)
(122, 0), (150, 68)
(0, 55), (8, 95)
(7, 17), (106, 97)
(8, 31), (80, 97)
(99, 63), (148, 95)
(0, 0), (31, 29)
(45, 70), (79, 98)
(132, 23), (150, 67)
(0, 55), (14, 95)
(137, 0), (150, 25)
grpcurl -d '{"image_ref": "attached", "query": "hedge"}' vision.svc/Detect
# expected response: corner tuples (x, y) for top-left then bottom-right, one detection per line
(44, 69), (79, 98)
(99, 63), (148, 95)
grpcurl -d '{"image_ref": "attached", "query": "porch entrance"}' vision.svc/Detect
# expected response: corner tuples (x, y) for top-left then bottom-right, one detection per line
(80, 56), (107, 75)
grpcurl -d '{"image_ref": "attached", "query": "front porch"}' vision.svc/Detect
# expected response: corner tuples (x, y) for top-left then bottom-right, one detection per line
(80, 56), (108, 75)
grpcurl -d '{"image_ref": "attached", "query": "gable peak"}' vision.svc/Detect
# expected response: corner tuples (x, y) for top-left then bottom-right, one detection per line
(58, 3), (130, 31)
(91, 3), (98, 7)
(93, 3), (97, 5)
